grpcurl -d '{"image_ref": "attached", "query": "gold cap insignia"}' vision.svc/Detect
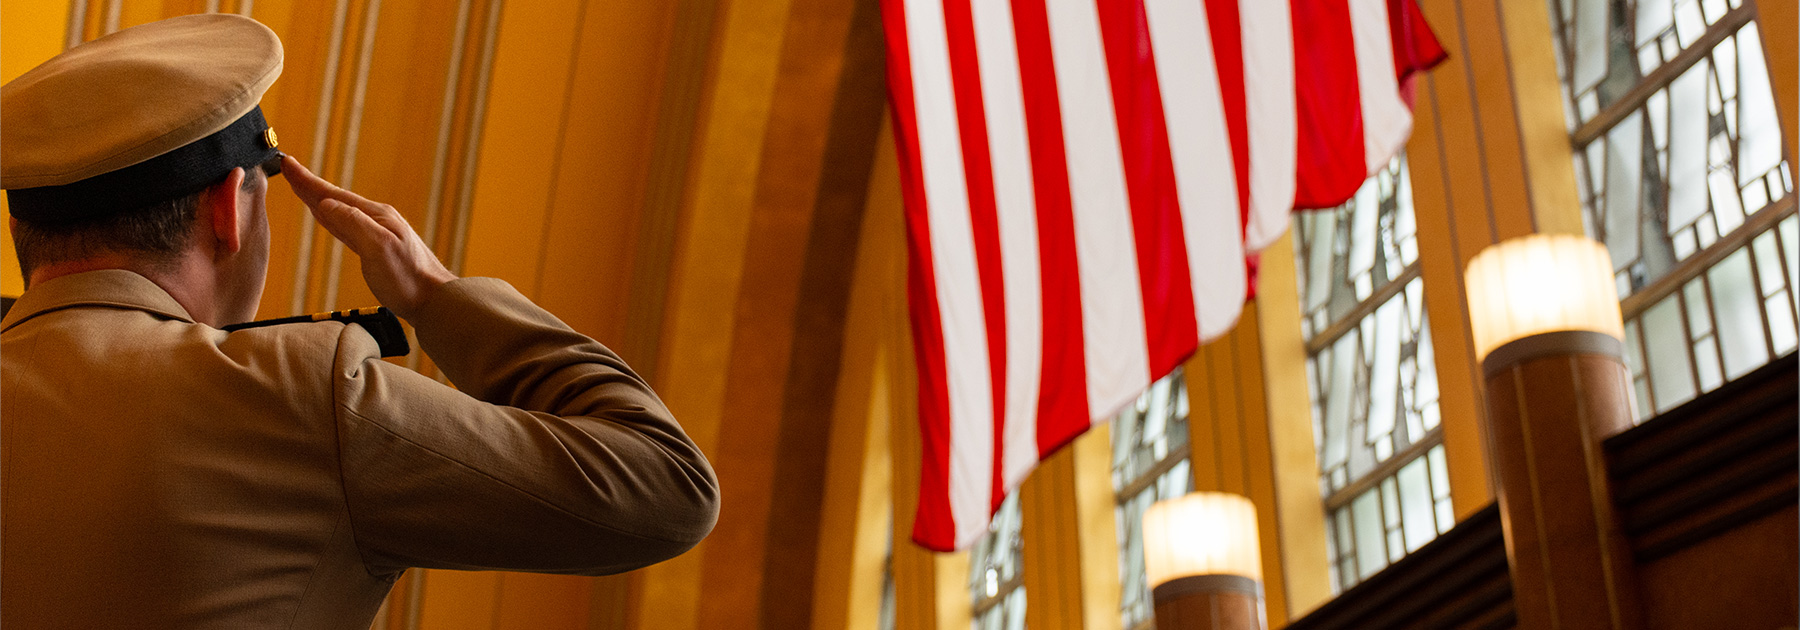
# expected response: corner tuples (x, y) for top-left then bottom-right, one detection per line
(263, 128), (279, 149)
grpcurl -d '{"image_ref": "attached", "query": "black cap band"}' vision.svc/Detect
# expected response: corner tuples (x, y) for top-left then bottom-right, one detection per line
(6, 106), (279, 225)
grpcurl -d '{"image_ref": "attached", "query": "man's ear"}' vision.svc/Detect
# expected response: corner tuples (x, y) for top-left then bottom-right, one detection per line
(206, 167), (247, 256)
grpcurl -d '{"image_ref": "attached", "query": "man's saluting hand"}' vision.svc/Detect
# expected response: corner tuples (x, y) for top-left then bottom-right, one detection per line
(280, 154), (457, 319)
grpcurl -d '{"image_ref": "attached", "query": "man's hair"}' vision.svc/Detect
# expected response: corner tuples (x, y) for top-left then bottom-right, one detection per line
(12, 168), (259, 281)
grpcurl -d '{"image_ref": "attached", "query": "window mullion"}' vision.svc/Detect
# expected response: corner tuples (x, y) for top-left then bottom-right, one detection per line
(1619, 194), (1796, 317)
(1113, 443), (1193, 501)
(971, 574), (1024, 618)
(1304, 264), (1423, 355)
(1319, 429), (1443, 513)
(1572, 3), (1755, 147)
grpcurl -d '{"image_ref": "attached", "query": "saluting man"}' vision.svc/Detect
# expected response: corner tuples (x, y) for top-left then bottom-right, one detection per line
(1, 14), (718, 628)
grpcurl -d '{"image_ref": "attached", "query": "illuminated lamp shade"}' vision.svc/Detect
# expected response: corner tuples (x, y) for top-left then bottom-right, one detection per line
(1142, 492), (1262, 588)
(1464, 234), (1624, 362)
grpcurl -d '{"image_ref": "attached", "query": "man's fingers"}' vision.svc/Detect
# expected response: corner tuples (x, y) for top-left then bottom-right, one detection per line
(283, 155), (389, 219)
(288, 154), (420, 250)
(281, 156), (338, 207)
(310, 198), (390, 256)
(281, 155), (458, 316)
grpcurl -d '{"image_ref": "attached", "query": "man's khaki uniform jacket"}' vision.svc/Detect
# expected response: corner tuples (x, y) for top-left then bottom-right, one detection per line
(1, 270), (719, 628)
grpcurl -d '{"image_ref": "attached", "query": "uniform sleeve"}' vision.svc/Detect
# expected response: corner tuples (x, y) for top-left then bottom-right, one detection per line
(331, 277), (718, 577)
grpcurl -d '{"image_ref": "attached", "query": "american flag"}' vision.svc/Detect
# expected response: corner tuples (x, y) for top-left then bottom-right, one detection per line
(884, 0), (1447, 551)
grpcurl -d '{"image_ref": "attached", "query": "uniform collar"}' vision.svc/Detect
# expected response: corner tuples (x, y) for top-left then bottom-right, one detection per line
(0, 269), (195, 333)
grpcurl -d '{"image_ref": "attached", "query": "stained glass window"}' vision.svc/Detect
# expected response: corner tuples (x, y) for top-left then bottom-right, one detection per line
(1110, 372), (1193, 630)
(969, 494), (1025, 630)
(1549, 0), (1795, 420)
(1551, 0), (1757, 125)
(1294, 157), (1455, 592)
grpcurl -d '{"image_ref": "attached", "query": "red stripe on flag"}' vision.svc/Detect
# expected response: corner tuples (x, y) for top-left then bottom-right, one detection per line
(1291, 0), (1368, 209)
(1008, 0), (1090, 458)
(1389, 0), (1447, 80)
(1095, 0), (1198, 379)
(1389, 0), (1448, 108)
(883, 0), (958, 551)
(1202, 0), (1251, 233)
(940, 0), (1011, 514)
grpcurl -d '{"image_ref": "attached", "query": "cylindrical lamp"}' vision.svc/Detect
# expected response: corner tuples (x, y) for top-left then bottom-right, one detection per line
(1465, 233), (1625, 365)
(1143, 492), (1265, 630)
(1464, 234), (1643, 630)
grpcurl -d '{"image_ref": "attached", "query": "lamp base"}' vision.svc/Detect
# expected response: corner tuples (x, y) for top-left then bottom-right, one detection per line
(1151, 575), (1265, 630)
(1481, 330), (1643, 630)
(1481, 329), (1623, 376)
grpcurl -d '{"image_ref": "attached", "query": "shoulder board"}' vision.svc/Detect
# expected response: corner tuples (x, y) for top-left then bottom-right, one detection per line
(222, 306), (411, 358)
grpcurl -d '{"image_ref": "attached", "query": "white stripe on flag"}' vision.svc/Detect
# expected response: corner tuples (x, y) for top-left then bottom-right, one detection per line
(1239, 0), (1298, 251)
(903, 0), (994, 548)
(1348, 0), (1411, 175)
(970, 0), (1044, 493)
(1045, 0), (1151, 421)
(1144, 0), (1246, 341)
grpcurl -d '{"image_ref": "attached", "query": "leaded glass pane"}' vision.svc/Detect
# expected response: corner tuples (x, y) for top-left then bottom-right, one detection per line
(1381, 478), (1404, 563)
(1755, 231), (1799, 354)
(1295, 159), (1419, 338)
(1734, 24), (1781, 187)
(1685, 281), (1726, 391)
(1623, 320), (1655, 422)
(1116, 492), (1152, 626)
(1414, 308), (1440, 433)
(1640, 292), (1697, 412)
(1317, 335), (1357, 477)
(1427, 445), (1453, 534)
(1110, 372), (1189, 490)
(1767, 295), (1796, 356)
(1322, 443), (1453, 591)
(1755, 232), (1787, 295)
(1331, 509), (1354, 591)
(1638, 0), (1674, 49)
(1617, 219), (1799, 420)
(1599, 113), (1649, 278)
(1708, 249), (1769, 378)
(1666, 60), (1710, 231)
(1783, 216), (1799, 314)
(1549, 0), (1752, 126)
(1350, 492), (1385, 580)
(973, 588), (1026, 630)
(969, 494), (1024, 629)
(1111, 372), (1193, 630)
(1306, 278), (1437, 495)
(1553, 3), (1794, 298)
(1396, 457), (1436, 553)
(1367, 298), (1404, 443)
(1568, 0), (1611, 100)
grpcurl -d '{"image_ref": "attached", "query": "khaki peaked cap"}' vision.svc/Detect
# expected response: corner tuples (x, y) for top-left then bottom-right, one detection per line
(2, 14), (283, 220)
